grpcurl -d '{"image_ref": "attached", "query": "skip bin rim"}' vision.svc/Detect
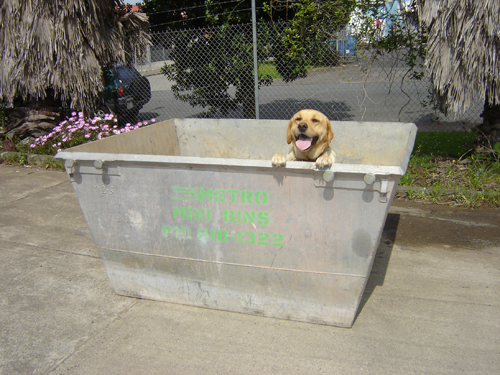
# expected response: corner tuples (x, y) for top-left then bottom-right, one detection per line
(56, 151), (409, 177)
(55, 119), (418, 177)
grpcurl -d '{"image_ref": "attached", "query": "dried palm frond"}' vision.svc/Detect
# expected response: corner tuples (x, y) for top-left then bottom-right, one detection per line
(417, 0), (500, 115)
(0, 0), (150, 113)
(118, 11), (152, 64)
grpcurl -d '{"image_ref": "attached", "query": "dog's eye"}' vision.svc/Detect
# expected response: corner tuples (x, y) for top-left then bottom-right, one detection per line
(312, 118), (319, 123)
(296, 117), (302, 121)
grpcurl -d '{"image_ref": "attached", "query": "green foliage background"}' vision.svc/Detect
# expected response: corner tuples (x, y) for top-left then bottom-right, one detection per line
(159, 0), (357, 116)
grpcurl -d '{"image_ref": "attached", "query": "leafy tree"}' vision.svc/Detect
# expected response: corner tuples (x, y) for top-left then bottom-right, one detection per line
(352, 0), (499, 154)
(158, 0), (356, 117)
(267, 0), (357, 81)
(354, 0), (426, 80)
(161, 24), (274, 118)
(340, 1), (430, 123)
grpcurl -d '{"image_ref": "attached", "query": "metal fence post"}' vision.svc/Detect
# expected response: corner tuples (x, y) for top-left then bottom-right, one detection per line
(252, 0), (259, 119)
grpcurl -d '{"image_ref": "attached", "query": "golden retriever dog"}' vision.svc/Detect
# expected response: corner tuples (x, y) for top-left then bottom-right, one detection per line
(272, 109), (336, 168)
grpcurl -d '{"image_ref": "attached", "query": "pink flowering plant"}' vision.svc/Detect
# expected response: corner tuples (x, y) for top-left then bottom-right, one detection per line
(29, 112), (155, 155)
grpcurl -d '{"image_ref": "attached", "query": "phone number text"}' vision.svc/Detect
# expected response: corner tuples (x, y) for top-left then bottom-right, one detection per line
(163, 225), (284, 247)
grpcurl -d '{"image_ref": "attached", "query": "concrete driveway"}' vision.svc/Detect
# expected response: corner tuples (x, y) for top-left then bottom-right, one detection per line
(0, 164), (499, 374)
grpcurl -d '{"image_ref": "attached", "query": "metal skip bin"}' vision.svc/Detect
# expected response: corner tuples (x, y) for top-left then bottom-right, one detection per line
(56, 118), (416, 327)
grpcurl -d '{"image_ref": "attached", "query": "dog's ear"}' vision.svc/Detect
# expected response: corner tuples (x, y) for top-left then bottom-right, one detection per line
(286, 118), (294, 144)
(326, 119), (334, 144)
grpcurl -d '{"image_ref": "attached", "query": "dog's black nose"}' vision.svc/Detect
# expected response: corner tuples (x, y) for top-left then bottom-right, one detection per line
(298, 122), (308, 132)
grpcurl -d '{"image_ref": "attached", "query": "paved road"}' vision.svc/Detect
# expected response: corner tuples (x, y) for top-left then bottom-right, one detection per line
(138, 66), (482, 130)
(1, 164), (499, 374)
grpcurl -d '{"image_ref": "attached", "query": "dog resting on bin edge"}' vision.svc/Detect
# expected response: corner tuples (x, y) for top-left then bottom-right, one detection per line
(272, 109), (336, 168)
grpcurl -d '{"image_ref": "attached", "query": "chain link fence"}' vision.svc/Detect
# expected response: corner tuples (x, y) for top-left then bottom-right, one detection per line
(122, 22), (483, 131)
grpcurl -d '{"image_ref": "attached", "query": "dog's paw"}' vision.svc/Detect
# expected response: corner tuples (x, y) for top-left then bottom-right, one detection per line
(315, 151), (336, 168)
(272, 153), (287, 167)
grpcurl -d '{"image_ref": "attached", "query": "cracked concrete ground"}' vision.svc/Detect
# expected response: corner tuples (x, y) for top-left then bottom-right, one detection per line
(0, 164), (499, 374)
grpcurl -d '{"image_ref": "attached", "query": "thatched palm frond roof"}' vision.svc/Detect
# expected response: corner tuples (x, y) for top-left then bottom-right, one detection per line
(0, 0), (150, 113)
(417, 0), (500, 115)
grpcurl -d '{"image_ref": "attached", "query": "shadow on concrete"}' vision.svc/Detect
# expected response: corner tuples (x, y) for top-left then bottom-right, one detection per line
(176, 98), (355, 121)
(355, 213), (400, 323)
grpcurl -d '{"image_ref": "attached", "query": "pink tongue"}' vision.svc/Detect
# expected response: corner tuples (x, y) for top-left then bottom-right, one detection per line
(296, 137), (312, 151)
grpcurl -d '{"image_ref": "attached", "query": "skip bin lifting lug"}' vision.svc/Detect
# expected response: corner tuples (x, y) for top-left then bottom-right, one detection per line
(363, 173), (376, 185)
(65, 159), (75, 174)
(364, 173), (388, 203)
(94, 160), (104, 170)
(323, 171), (335, 182)
(379, 179), (389, 203)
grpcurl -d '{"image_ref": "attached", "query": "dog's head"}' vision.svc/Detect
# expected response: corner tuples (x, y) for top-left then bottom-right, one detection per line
(286, 109), (334, 161)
